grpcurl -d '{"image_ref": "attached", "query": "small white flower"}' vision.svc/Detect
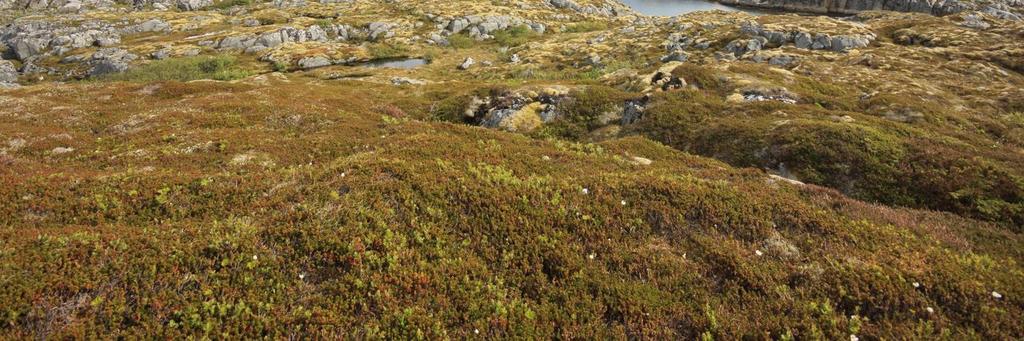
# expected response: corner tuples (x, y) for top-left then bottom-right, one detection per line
(588, 253), (596, 260)
(474, 329), (479, 334)
(850, 334), (859, 341)
(912, 282), (920, 288)
(299, 273), (305, 280)
(582, 188), (589, 195)
(755, 250), (764, 256)
(252, 255), (258, 260)
(620, 200), (627, 206)
(341, 172), (346, 177)
(992, 291), (1003, 299)
(926, 307), (934, 314)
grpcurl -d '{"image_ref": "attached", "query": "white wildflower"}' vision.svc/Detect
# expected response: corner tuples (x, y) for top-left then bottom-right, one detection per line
(582, 188), (589, 195)
(621, 200), (627, 206)
(755, 250), (764, 256)
(912, 282), (920, 288)
(926, 307), (934, 314)
(992, 291), (1003, 299)
(588, 253), (596, 260)
(850, 334), (859, 341)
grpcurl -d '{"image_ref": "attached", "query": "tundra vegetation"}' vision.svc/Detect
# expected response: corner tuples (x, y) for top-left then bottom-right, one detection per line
(0, 0), (1022, 339)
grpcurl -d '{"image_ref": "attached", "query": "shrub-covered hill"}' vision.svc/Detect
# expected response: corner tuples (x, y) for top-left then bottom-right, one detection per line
(1, 80), (1021, 339)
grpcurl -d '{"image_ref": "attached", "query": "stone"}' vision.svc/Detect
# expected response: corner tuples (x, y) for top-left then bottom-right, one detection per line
(646, 61), (685, 92)
(11, 38), (47, 61)
(768, 54), (798, 66)
(485, 102), (544, 132)
(0, 60), (18, 84)
(830, 35), (871, 52)
(458, 57), (475, 70)
(297, 56), (331, 70)
(794, 32), (813, 49)
(176, 0), (211, 10)
(89, 60), (130, 76)
(151, 48), (171, 60)
(391, 77), (426, 85)
(660, 49), (689, 62)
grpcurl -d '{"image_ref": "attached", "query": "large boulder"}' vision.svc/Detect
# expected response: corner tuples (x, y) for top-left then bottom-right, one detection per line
(297, 56), (331, 70)
(10, 38), (47, 61)
(175, 0), (210, 10)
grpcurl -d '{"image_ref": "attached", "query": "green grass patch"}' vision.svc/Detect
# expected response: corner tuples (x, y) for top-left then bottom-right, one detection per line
(368, 43), (411, 59)
(563, 21), (608, 33)
(100, 55), (253, 82)
(493, 25), (537, 47)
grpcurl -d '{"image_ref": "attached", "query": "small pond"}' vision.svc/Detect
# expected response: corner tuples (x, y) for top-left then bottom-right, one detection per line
(619, 0), (763, 16)
(354, 58), (429, 69)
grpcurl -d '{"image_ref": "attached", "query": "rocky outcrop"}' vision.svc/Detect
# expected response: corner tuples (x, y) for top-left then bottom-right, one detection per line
(737, 21), (875, 52)
(1, 18), (171, 62)
(716, 0), (1019, 16)
(217, 25), (330, 53)
(427, 14), (546, 43)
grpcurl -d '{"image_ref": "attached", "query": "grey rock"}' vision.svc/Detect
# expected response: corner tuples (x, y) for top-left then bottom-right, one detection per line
(458, 57), (475, 70)
(297, 56), (331, 70)
(768, 54), (798, 66)
(391, 77), (426, 85)
(0, 60), (18, 83)
(811, 34), (832, 50)
(367, 22), (395, 41)
(89, 59), (129, 76)
(794, 32), (813, 49)
(10, 38), (47, 61)
(151, 48), (171, 60)
(175, 0), (210, 10)
(660, 49), (689, 62)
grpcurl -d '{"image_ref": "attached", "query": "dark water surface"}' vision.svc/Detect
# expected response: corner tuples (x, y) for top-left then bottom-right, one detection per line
(358, 58), (429, 69)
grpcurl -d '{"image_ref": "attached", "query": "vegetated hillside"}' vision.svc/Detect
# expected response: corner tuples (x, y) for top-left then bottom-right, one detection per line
(1, 78), (1021, 339)
(1, 0), (1023, 338)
